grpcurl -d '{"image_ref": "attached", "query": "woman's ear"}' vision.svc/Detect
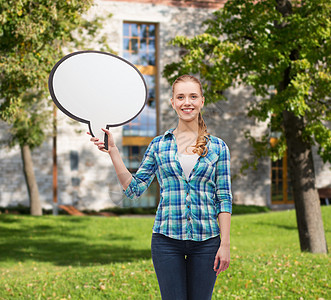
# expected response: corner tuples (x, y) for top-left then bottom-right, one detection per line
(170, 98), (175, 109)
(201, 96), (205, 108)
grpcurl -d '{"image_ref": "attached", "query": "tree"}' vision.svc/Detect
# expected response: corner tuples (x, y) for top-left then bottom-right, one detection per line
(0, 0), (111, 215)
(163, 0), (330, 253)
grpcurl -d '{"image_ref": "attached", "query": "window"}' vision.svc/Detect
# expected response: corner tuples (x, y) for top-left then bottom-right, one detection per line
(122, 22), (159, 208)
(123, 23), (157, 138)
(123, 23), (156, 66)
(123, 145), (147, 169)
(269, 113), (293, 205)
(271, 151), (293, 204)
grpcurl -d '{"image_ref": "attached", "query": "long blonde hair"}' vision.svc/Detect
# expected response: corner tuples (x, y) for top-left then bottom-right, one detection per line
(172, 75), (210, 157)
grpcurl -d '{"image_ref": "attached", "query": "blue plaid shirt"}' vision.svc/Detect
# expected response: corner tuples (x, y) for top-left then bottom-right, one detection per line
(124, 128), (232, 241)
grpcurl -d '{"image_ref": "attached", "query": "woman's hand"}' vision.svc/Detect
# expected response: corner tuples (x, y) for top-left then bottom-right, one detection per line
(87, 128), (116, 153)
(213, 244), (230, 276)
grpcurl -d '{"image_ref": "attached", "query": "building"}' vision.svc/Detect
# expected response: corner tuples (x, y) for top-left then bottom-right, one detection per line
(0, 0), (330, 211)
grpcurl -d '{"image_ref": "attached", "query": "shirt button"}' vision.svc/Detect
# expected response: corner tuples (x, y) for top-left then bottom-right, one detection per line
(187, 216), (191, 221)
(187, 205), (190, 208)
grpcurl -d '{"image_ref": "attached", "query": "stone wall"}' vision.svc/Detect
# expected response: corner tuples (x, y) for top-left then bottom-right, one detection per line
(0, 0), (330, 211)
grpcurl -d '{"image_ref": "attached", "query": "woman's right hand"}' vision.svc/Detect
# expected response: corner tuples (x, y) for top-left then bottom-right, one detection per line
(87, 128), (116, 153)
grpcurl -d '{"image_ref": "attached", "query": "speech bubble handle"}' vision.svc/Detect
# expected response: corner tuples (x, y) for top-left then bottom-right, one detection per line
(48, 51), (148, 151)
(88, 119), (109, 150)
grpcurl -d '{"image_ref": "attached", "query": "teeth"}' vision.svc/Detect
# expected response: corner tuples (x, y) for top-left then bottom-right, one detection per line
(182, 109), (193, 111)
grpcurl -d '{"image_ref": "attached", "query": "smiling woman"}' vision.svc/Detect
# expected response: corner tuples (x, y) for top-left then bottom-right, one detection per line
(88, 74), (232, 300)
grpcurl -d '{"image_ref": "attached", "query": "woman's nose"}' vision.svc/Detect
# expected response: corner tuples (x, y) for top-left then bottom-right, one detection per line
(184, 97), (191, 104)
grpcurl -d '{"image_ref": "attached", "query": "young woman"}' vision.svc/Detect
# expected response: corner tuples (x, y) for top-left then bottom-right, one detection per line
(90, 75), (232, 300)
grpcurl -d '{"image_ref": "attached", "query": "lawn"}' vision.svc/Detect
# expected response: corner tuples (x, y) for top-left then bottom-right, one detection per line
(0, 207), (330, 300)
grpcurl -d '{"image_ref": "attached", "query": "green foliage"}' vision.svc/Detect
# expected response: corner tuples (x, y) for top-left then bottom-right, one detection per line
(0, 207), (330, 299)
(163, 0), (331, 165)
(0, 0), (112, 149)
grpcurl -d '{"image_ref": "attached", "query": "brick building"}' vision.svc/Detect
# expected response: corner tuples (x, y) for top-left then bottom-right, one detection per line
(0, 0), (330, 211)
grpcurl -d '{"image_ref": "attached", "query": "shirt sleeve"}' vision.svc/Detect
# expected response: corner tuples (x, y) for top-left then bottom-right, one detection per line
(215, 143), (233, 214)
(123, 140), (157, 200)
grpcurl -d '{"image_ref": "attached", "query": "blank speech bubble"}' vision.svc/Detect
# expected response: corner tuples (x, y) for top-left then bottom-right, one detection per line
(48, 51), (147, 149)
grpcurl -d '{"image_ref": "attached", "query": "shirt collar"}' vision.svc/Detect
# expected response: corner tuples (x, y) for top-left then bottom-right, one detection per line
(163, 128), (176, 138)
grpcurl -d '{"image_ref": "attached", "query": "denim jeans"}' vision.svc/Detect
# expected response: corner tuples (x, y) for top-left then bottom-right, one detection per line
(151, 233), (220, 300)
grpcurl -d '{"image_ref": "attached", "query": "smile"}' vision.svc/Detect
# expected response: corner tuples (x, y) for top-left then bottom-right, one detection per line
(181, 108), (194, 112)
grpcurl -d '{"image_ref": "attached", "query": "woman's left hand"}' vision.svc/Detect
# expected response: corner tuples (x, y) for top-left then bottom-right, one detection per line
(213, 244), (230, 276)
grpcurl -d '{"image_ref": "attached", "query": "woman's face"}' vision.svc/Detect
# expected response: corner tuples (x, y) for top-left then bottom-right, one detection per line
(171, 81), (204, 123)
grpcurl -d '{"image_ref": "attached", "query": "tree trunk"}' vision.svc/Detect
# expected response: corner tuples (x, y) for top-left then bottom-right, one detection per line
(276, 0), (327, 254)
(20, 144), (42, 216)
(282, 111), (327, 253)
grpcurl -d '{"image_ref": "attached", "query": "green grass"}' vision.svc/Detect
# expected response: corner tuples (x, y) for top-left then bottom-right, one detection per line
(0, 207), (330, 300)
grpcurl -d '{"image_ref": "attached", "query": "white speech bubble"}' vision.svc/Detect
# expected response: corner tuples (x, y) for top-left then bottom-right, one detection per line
(48, 51), (147, 148)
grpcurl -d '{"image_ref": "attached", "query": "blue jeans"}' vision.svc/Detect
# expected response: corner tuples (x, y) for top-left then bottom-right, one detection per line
(151, 233), (220, 300)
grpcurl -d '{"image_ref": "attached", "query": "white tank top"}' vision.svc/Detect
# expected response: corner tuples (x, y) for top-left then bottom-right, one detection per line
(177, 153), (199, 180)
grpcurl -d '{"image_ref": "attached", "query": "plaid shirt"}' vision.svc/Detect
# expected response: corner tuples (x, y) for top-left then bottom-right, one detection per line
(124, 128), (232, 241)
